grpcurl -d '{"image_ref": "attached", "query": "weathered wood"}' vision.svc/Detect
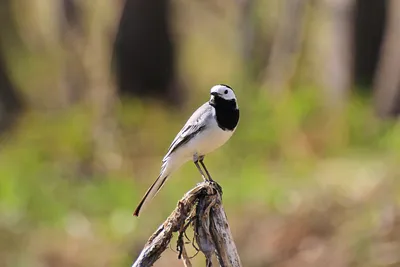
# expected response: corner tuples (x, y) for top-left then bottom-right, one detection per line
(132, 182), (242, 267)
(210, 202), (242, 266)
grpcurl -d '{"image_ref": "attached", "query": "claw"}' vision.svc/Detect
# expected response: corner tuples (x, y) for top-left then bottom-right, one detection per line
(207, 180), (223, 195)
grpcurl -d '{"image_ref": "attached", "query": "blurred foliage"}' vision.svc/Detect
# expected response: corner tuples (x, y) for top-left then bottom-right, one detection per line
(1, 0), (400, 267)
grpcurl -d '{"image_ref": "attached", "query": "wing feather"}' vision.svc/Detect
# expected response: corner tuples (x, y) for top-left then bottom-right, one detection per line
(163, 102), (212, 160)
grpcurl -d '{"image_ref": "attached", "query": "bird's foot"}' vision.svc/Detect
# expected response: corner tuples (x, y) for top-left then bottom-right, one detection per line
(206, 179), (223, 195)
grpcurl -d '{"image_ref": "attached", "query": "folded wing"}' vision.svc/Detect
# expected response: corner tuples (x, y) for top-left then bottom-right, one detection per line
(163, 102), (212, 161)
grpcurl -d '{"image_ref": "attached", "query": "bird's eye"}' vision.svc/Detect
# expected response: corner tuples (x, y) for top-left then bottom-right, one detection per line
(224, 90), (228, 94)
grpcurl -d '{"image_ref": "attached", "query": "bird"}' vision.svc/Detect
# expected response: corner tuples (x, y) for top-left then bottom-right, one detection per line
(133, 84), (239, 216)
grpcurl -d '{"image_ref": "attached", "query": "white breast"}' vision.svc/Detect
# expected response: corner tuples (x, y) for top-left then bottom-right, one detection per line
(192, 123), (233, 156)
(174, 118), (234, 161)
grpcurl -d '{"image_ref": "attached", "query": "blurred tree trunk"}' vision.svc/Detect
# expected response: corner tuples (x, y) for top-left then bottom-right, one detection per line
(263, 0), (309, 92)
(0, 52), (22, 133)
(81, 3), (123, 173)
(237, 0), (255, 66)
(354, 0), (387, 90)
(319, 0), (355, 107)
(373, 0), (400, 117)
(58, 0), (86, 107)
(57, 1), (123, 173)
(113, 0), (182, 105)
(0, 0), (23, 133)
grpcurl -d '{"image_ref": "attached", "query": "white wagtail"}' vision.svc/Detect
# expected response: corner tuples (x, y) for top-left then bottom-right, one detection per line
(133, 84), (239, 216)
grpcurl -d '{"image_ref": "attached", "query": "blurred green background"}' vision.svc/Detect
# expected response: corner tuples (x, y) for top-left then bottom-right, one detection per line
(1, 0), (400, 266)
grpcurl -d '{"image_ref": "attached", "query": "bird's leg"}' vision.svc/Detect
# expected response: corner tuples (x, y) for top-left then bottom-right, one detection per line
(199, 156), (223, 194)
(193, 153), (207, 181)
(199, 156), (213, 181)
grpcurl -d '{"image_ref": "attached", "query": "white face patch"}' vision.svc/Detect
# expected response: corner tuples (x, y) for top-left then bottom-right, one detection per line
(210, 84), (236, 101)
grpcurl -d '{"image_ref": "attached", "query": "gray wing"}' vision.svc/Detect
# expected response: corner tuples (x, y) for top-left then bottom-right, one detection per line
(163, 102), (212, 160)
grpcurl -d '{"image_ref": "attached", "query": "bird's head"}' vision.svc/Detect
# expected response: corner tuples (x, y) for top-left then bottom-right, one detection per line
(209, 84), (238, 108)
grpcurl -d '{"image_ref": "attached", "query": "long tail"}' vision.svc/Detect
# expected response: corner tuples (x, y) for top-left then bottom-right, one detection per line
(133, 172), (169, 217)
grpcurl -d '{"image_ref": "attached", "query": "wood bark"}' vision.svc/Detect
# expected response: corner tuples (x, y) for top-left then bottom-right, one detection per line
(132, 182), (242, 267)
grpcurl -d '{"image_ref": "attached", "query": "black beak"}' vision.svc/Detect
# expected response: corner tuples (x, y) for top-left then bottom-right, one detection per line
(209, 92), (218, 105)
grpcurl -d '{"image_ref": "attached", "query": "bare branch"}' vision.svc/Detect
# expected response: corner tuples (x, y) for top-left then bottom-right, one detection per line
(180, 243), (192, 267)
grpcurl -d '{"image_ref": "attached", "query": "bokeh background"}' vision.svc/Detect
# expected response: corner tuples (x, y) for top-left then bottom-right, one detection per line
(1, 0), (400, 266)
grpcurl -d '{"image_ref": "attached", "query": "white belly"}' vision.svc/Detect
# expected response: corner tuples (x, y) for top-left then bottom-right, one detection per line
(176, 126), (233, 161)
(160, 126), (233, 177)
(191, 127), (232, 157)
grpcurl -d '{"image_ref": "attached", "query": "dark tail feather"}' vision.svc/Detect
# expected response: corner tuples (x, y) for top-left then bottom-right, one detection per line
(133, 174), (169, 217)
